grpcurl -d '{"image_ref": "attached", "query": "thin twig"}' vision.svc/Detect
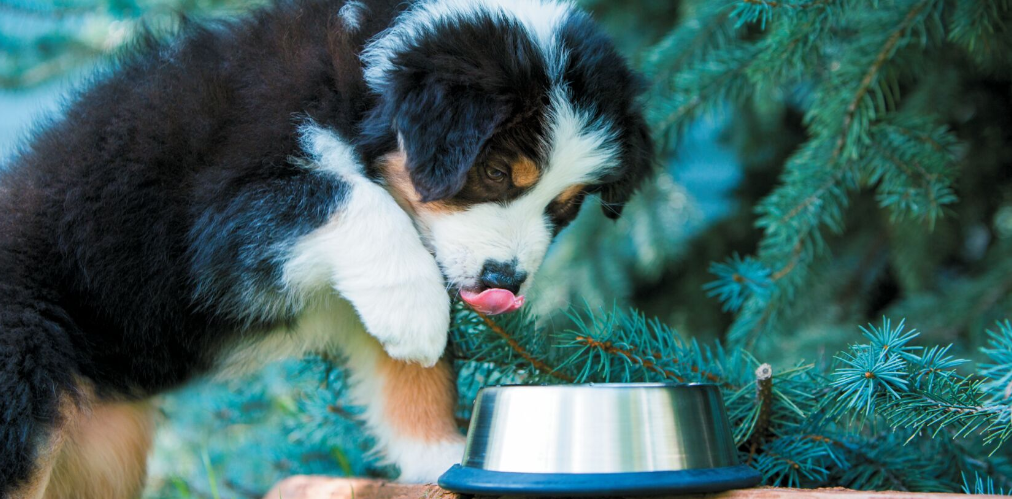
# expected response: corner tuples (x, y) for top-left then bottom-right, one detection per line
(572, 336), (732, 386)
(475, 312), (573, 382)
(575, 335), (687, 382)
(748, 364), (774, 464)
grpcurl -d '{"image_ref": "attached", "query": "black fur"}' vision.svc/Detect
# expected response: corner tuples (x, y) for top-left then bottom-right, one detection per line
(0, 0), (650, 494)
(0, 1), (402, 492)
(558, 13), (655, 218)
(357, 12), (553, 202)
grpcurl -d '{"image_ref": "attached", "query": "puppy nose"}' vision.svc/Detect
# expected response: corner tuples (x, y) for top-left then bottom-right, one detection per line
(479, 260), (527, 295)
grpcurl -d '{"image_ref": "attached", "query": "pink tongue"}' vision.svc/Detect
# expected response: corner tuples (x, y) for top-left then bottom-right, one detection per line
(460, 288), (525, 315)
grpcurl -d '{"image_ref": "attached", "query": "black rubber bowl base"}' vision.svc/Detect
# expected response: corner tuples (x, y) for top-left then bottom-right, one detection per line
(438, 464), (761, 497)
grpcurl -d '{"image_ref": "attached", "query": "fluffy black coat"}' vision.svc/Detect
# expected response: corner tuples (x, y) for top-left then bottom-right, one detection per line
(0, 1), (400, 490)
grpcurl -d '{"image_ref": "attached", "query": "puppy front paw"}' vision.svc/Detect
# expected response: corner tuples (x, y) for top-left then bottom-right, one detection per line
(320, 174), (452, 367)
(362, 284), (450, 367)
(343, 252), (450, 367)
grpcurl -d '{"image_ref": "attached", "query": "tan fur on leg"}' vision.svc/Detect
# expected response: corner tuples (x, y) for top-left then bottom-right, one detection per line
(46, 398), (154, 499)
(337, 318), (464, 482)
(377, 356), (460, 442)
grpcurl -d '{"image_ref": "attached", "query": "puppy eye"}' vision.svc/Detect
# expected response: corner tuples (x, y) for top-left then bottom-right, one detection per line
(485, 166), (508, 183)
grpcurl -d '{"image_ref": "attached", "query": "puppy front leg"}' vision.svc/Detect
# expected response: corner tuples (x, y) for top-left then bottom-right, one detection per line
(338, 327), (465, 483)
(329, 180), (450, 367)
(291, 126), (450, 367)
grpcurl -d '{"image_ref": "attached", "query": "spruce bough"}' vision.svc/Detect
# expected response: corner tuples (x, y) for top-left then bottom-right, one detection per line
(451, 305), (1012, 493)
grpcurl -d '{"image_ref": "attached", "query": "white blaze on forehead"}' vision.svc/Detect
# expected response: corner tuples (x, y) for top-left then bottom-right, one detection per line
(362, 0), (576, 91)
(538, 88), (620, 202)
(419, 89), (620, 290)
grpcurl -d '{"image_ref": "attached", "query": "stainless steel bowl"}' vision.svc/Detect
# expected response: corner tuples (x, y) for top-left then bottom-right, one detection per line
(438, 383), (760, 496)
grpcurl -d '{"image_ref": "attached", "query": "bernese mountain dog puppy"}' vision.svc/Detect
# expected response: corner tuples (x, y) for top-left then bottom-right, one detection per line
(0, 0), (651, 496)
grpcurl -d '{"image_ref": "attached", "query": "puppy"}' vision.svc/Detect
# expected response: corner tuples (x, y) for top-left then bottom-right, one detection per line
(0, 0), (652, 496)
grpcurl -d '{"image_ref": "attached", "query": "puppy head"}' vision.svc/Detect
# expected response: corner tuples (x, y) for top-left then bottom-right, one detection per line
(362, 0), (652, 310)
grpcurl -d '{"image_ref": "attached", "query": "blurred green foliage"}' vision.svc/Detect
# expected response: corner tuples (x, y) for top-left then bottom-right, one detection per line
(0, 0), (266, 88)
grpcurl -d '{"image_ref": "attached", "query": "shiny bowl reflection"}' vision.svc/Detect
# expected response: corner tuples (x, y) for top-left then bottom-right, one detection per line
(459, 383), (738, 474)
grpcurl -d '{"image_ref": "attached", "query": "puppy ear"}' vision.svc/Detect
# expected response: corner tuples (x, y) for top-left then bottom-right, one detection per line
(395, 85), (507, 202)
(600, 113), (654, 219)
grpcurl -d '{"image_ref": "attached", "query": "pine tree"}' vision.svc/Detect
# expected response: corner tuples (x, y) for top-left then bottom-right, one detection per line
(673, 0), (1012, 352)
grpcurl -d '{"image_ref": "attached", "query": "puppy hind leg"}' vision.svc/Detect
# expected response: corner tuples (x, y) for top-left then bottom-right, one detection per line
(339, 327), (464, 484)
(0, 295), (80, 499)
(46, 400), (154, 499)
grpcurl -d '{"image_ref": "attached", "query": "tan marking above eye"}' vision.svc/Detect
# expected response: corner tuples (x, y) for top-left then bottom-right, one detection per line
(511, 156), (540, 188)
(377, 151), (464, 215)
(556, 184), (586, 205)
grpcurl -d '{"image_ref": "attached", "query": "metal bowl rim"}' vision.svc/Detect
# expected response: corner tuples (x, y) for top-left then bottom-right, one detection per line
(479, 382), (719, 390)
(464, 381), (737, 474)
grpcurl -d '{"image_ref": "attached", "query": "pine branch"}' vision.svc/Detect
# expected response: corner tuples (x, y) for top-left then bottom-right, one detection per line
(573, 335), (686, 382)
(733, 0), (837, 33)
(704, 254), (773, 312)
(832, 0), (932, 160)
(825, 318), (1012, 451)
(473, 311), (574, 382)
(764, 160), (849, 283)
(864, 124), (956, 226)
(648, 44), (761, 137)
(642, 1), (736, 80)
(570, 335), (733, 385)
(947, 0), (1012, 68)
(725, 137), (854, 345)
(963, 471), (1012, 495)
(712, 0), (957, 346)
(981, 321), (1012, 401)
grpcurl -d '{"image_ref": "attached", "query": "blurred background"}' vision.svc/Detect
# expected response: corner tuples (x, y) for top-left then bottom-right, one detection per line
(2, 0), (1011, 496)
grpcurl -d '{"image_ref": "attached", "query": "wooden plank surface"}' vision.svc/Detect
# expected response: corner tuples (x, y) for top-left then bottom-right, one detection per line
(262, 476), (991, 499)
